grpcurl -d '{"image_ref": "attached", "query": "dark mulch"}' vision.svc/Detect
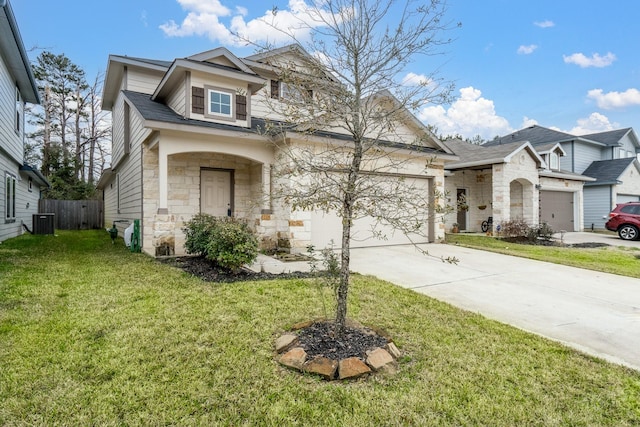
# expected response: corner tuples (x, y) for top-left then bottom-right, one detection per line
(500, 237), (610, 249)
(297, 321), (389, 361)
(159, 256), (315, 283)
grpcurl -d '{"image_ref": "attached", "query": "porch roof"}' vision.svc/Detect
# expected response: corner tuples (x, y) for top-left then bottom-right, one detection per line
(443, 138), (543, 169)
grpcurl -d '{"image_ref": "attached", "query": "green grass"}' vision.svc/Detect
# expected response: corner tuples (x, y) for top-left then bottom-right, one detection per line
(446, 233), (640, 278)
(1, 230), (639, 425)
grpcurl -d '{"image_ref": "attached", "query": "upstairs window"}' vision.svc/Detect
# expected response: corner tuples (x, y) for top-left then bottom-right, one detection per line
(207, 88), (232, 118)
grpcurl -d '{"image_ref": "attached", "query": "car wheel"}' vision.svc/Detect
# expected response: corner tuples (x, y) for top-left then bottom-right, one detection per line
(618, 225), (639, 240)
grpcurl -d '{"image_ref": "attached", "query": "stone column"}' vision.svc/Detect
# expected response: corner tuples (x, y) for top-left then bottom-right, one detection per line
(262, 163), (272, 213)
(158, 144), (169, 214)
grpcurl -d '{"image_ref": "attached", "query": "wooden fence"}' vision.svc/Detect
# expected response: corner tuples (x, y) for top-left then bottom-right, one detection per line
(38, 199), (104, 230)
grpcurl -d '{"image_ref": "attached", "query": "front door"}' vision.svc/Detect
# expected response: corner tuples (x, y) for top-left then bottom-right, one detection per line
(456, 188), (467, 230)
(201, 169), (232, 217)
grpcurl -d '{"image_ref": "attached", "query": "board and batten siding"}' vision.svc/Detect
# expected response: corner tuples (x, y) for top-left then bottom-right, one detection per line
(583, 186), (612, 230)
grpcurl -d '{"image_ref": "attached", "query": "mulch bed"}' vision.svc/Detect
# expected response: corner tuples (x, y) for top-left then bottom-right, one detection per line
(500, 237), (610, 249)
(159, 256), (316, 283)
(296, 320), (389, 361)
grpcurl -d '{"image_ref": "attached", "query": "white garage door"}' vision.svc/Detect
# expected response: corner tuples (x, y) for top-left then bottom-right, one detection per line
(310, 178), (432, 249)
(539, 190), (574, 231)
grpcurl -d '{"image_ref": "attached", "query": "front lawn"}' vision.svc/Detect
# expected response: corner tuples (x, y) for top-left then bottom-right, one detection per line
(1, 231), (639, 425)
(446, 233), (640, 278)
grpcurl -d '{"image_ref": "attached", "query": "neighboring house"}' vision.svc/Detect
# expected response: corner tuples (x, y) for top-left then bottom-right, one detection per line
(443, 138), (593, 233)
(484, 125), (640, 229)
(97, 45), (457, 257)
(0, 0), (49, 242)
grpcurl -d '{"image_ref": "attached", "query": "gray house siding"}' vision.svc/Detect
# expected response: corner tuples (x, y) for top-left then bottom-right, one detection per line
(583, 186), (612, 230)
(570, 143), (602, 174)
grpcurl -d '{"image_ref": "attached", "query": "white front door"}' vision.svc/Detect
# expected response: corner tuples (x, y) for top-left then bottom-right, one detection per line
(201, 169), (231, 217)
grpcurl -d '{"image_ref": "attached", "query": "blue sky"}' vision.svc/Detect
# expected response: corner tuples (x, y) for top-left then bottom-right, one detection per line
(11, 0), (640, 140)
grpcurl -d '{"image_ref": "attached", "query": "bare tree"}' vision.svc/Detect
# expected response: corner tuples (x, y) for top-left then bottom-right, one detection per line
(254, 0), (458, 333)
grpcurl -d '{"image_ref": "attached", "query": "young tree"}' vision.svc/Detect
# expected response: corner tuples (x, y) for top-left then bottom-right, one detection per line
(254, 0), (458, 333)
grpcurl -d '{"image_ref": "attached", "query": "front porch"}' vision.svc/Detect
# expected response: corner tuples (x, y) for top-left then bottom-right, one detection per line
(141, 132), (283, 256)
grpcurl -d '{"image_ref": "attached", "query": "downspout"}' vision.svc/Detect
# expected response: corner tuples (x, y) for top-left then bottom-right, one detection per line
(571, 141), (575, 172)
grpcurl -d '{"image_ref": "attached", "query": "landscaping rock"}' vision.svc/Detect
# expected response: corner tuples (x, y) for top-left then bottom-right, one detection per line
(365, 347), (395, 371)
(304, 356), (338, 380)
(291, 320), (314, 330)
(385, 342), (401, 359)
(338, 357), (371, 380)
(275, 334), (299, 353)
(280, 347), (307, 370)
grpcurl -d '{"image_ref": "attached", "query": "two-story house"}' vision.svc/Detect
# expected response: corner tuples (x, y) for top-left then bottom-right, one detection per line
(0, 0), (49, 242)
(97, 45), (456, 257)
(484, 125), (640, 229)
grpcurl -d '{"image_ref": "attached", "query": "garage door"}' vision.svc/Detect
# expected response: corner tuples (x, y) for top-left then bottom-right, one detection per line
(539, 191), (574, 231)
(310, 178), (432, 249)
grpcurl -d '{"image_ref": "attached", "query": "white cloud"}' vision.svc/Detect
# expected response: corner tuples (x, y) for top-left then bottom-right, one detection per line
(402, 72), (431, 86)
(521, 117), (538, 128)
(568, 112), (618, 135)
(418, 86), (512, 140)
(517, 44), (537, 55)
(563, 52), (616, 68)
(587, 88), (640, 109)
(534, 20), (554, 28)
(160, 0), (340, 46)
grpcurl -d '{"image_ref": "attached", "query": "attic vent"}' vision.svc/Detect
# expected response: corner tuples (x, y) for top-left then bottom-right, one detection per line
(192, 87), (204, 114)
(236, 95), (247, 120)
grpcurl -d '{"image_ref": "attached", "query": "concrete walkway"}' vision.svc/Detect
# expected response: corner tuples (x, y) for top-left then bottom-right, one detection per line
(348, 242), (640, 371)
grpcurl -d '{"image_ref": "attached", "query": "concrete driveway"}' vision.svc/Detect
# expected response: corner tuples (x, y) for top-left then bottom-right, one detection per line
(349, 241), (640, 371)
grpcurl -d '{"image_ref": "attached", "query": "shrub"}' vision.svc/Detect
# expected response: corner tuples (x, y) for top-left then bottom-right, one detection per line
(205, 217), (259, 271)
(183, 215), (259, 271)
(183, 213), (218, 256)
(500, 218), (530, 238)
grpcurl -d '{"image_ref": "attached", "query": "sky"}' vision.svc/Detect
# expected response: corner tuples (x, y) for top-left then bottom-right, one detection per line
(10, 0), (640, 141)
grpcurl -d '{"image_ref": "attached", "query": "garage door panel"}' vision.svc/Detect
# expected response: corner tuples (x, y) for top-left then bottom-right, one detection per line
(539, 190), (574, 231)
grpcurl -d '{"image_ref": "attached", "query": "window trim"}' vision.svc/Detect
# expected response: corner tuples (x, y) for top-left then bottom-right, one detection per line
(204, 86), (234, 121)
(5, 173), (16, 223)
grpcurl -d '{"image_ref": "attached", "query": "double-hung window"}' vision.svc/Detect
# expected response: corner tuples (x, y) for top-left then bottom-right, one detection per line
(5, 173), (16, 223)
(207, 88), (232, 119)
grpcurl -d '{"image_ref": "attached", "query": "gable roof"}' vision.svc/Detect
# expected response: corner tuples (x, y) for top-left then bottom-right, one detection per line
(0, 0), (39, 103)
(444, 138), (543, 169)
(582, 157), (639, 186)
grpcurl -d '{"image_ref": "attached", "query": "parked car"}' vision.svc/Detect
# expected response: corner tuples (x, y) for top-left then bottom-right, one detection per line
(605, 202), (640, 240)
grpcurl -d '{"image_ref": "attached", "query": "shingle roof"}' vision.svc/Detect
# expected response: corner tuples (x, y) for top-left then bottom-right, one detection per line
(114, 55), (172, 69)
(580, 128), (631, 146)
(443, 138), (537, 167)
(122, 90), (447, 155)
(581, 157), (637, 185)
(483, 125), (576, 147)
